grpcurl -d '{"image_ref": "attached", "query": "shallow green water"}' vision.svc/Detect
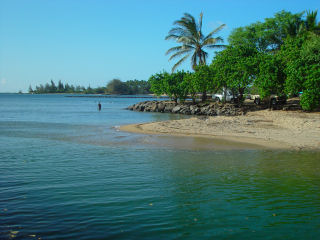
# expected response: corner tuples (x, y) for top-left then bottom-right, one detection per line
(1, 94), (320, 239)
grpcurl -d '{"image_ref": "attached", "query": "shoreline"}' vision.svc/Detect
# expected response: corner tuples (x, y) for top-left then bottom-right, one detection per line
(120, 123), (288, 150)
(120, 110), (320, 150)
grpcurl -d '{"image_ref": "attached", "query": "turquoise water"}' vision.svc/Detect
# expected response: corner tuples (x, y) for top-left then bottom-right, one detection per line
(1, 94), (320, 239)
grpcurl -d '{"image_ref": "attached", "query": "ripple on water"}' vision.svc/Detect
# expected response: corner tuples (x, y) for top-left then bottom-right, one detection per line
(1, 95), (320, 239)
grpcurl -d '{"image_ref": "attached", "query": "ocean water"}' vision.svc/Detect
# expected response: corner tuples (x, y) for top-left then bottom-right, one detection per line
(0, 94), (320, 240)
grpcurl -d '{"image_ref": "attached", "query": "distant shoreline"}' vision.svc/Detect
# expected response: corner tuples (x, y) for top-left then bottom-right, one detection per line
(0, 93), (168, 99)
(65, 95), (168, 99)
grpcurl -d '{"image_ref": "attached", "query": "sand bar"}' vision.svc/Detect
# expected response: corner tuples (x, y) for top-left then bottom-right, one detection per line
(121, 110), (320, 150)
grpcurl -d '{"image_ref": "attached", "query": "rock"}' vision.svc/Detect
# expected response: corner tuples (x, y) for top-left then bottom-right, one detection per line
(139, 105), (145, 111)
(190, 105), (200, 114)
(164, 103), (176, 112)
(150, 102), (158, 112)
(172, 106), (181, 113)
(126, 100), (244, 116)
(157, 102), (165, 112)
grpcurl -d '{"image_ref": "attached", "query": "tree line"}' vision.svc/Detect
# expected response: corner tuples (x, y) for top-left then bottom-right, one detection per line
(150, 10), (320, 110)
(29, 79), (151, 95)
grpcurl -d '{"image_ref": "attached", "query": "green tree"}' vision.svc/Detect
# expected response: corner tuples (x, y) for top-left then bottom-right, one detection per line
(255, 53), (286, 99)
(44, 83), (50, 93)
(75, 85), (83, 93)
(182, 72), (197, 103)
(106, 79), (128, 94)
(299, 33), (320, 110)
(35, 84), (44, 93)
(165, 12), (225, 72)
(192, 65), (216, 102)
(285, 15), (305, 37)
(279, 35), (306, 96)
(149, 72), (168, 96)
(64, 83), (70, 93)
(125, 80), (151, 94)
(69, 84), (75, 93)
(212, 44), (258, 102)
(278, 31), (320, 110)
(58, 80), (64, 93)
(229, 11), (303, 52)
(28, 85), (33, 93)
(304, 10), (320, 35)
(49, 80), (57, 93)
(85, 85), (94, 94)
(284, 10), (320, 37)
(163, 71), (188, 102)
(149, 71), (188, 102)
(95, 87), (106, 94)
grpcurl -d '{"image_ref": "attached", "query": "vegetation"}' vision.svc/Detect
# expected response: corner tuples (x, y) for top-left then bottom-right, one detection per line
(149, 71), (188, 103)
(148, 10), (320, 110)
(191, 65), (216, 102)
(212, 44), (258, 102)
(165, 12), (225, 72)
(29, 79), (151, 95)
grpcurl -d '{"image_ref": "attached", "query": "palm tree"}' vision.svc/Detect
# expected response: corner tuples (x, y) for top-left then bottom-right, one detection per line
(286, 10), (320, 37)
(165, 12), (226, 72)
(285, 17), (304, 37)
(305, 10), (320, 35)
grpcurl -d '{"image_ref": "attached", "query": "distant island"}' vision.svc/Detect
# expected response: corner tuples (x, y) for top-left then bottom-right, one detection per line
(28, 79), (151, 95)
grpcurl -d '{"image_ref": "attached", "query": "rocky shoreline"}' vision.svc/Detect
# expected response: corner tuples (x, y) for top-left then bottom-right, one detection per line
(126, 100), (248, 116)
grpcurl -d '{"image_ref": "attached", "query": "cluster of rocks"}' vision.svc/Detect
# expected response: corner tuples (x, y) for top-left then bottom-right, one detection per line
(126, 100), (245, 116)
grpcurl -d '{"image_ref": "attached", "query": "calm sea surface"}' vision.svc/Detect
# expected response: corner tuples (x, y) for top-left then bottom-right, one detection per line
(1, 94), (320, 239)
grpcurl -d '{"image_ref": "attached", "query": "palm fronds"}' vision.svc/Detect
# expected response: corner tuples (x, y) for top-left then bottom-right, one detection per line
(165, 12), (226, 72)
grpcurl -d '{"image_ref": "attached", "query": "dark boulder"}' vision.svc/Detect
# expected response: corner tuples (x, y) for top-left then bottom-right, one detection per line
(126, 100), (244, 116)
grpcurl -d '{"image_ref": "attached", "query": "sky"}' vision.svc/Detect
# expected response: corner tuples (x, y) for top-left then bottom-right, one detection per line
(0, 0), (319, 92)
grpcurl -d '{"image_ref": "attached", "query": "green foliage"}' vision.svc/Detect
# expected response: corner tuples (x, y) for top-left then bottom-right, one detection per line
(181, 72), (197, 103)
(30, 80), (85, 94)
(166, 12), (225, 72)
(299, 33), (320, 110)
(58, 80), (64, 93)
(301, 33), (320, 62)
(225, 9), (319, 109)
(84, 85), (94, 94)
(30, 79), (150, 95)
(279, 35), (306, 96)
(228, 10), (303, 52)
(212, 44), (258, 101)
(163, 71), (188, 102)
(49, 80), (57, 93)
(28, 85), (33, 93)
(304, 10), (320, 35)
(125, 80), (151, 94)
(106, 79), (128, 94)
(193, 65), (216, 101)
(149, 71), (190, 101)
(255, 53), (286, 99)
(275, 32), (320, 110)
(263, 11), (304, 50)
(149, 69), (214, 102)
(149, 72), (168, 96)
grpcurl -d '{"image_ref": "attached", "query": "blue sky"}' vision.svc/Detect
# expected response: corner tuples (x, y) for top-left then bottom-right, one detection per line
(0, 0), (319, 92)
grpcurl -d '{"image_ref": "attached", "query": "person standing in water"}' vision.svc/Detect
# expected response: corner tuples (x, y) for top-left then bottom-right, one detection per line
(98, 102), (101, 111)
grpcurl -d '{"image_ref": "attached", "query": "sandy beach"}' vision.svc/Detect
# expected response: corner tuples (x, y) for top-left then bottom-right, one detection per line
(121, 110), (320, 150)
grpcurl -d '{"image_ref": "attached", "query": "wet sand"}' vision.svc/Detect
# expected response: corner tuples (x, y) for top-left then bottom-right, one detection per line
(121, 110), (320, 150)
